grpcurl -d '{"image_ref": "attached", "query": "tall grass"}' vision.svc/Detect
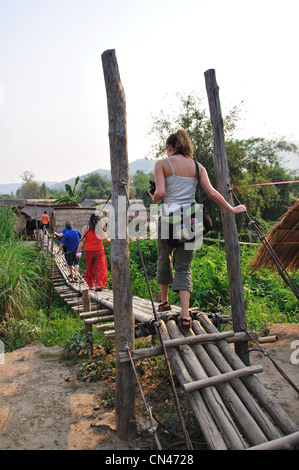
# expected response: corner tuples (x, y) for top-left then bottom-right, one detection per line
(0, 205), (46, 320)
(0, 205), (83, 351)
(0, 240), (45, 320)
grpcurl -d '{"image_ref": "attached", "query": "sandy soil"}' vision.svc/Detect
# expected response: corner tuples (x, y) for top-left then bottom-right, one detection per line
(250, 323), (299, 427)
(0, 323), (298, 451)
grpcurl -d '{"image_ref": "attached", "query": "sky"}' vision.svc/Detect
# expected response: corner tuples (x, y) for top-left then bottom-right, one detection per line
(0, 0), (299, 185)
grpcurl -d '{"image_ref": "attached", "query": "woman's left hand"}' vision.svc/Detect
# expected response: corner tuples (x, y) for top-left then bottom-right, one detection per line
(147, 189), (154, 200)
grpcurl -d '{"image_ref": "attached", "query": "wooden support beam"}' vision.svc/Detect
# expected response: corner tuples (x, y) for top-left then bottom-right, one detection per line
(119, 330), (236, 362)
(102, 48), (136, 441)
(183, 365), (263, 392)
(205, 69), (249, 365)
(82, 289), (93, 352)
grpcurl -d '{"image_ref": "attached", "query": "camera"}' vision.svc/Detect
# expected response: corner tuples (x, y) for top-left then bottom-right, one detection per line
(149, 179), (156, 195)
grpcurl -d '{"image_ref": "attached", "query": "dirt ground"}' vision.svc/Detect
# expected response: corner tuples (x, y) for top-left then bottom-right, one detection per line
(0, 323), (298, 451)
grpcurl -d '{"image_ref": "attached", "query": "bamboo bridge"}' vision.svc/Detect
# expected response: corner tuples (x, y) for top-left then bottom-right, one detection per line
(46, 238), (299, 451)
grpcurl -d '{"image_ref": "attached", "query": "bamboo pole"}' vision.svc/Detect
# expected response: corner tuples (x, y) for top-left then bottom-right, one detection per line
(247, 431), (299, 450)
(183, 365), (263, 392)
(158, 321), (228, 450)
(95, 323), (115, 331)
(119, 330), (236, 362)
(79, 309), (113, 319)
(198, 314), (299, 436)
(193, 318), (282, 441)
(165, 319), (247, 449)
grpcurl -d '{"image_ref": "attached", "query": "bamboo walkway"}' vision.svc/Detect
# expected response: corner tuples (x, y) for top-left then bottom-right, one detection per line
(49, 241), (299, 450)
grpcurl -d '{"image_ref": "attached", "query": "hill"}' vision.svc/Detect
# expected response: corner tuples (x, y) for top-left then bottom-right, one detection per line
(0, 158), (156, 195)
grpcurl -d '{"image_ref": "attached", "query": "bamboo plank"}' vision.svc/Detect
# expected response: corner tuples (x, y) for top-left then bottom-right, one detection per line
(184, 365), (263, 392)
(104, 330), (115, 339)
(85, 316), (115, 325)
(79, 309), (113, 319)
(95, 323), (115, 331)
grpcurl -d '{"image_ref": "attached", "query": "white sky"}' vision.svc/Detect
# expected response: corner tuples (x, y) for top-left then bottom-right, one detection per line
(0, 0), (299, 184)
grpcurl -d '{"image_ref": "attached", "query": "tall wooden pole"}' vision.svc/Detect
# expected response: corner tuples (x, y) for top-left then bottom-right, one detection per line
(204, 69), (249, 365)
(101, 49), (136, 440)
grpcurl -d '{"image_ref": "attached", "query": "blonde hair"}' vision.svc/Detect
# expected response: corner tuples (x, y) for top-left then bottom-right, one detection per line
(166, 129), (194, 159)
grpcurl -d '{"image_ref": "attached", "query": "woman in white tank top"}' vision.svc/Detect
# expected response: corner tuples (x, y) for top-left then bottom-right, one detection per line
(148, 129), (246, 329)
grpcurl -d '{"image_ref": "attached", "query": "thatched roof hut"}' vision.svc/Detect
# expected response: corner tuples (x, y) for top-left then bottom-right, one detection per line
(51, 206), (94, 233)
(251, 201), (299, 273)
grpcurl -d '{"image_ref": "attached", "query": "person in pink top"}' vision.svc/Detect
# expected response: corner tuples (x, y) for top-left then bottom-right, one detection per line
(77, 214), (110, 291)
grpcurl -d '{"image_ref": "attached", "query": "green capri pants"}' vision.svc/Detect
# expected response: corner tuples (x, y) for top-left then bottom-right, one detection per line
(156, 231), (195, 293)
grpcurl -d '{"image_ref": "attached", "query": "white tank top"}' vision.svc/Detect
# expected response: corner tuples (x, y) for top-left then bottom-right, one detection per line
(163, 158), (197, 214)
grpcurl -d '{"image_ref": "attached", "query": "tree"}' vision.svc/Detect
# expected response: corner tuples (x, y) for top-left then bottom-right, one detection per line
(17, 172), (40, 199)
(147, 92), (299, 236)
(20, 171), (35, 185)
(39, 182), (50, 199)
(131, 170), (154, 200)
(80, 172), (112, 200)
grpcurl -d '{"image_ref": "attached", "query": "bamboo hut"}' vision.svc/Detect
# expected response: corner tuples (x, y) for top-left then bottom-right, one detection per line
(251, 201), (299, 273)
(51, 206), (93, 232)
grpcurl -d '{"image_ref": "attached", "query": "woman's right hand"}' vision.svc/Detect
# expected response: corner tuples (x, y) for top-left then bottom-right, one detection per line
(231, 204), (247, 214)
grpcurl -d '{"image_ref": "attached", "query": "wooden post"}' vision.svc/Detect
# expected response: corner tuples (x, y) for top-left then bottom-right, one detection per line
(101, 49), (136, 440)
(82, 289), (93, 353)
(47, 230), (56, 319)
(204, 69), (249, 365)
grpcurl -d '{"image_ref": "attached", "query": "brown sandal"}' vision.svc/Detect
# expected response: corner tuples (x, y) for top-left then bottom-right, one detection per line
(180, 317), (192, 330)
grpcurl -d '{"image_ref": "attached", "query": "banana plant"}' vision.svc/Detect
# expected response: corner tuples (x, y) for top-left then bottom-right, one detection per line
(53, 176), (90, 207)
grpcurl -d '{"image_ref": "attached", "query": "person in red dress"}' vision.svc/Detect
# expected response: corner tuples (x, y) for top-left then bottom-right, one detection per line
(76, 214), (110, 291)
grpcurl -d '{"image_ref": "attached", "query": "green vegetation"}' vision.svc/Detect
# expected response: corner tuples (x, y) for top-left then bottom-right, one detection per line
(128, 239), (299, 331)
(0, 205), (83, 351)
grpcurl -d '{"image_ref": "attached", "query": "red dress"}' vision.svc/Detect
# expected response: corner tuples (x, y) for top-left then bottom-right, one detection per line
(84, 229), (107, 289)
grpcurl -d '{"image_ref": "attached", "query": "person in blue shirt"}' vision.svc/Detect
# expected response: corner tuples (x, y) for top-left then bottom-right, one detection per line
(55, 224), (68, 261)
(57, 222), (81, 281)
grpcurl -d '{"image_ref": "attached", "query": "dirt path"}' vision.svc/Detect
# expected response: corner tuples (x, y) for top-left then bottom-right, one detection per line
(0, 323), (298, 450)
(0, 343), (147, 451)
